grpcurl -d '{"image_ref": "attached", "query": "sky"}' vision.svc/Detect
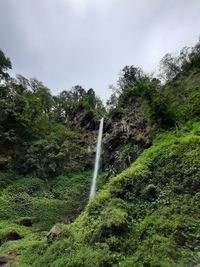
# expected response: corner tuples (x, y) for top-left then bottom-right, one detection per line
(0, 0), (200, 100)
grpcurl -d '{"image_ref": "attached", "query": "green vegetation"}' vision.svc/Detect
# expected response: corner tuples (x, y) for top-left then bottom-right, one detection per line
(0, 39), (200, 266)
(13, 123), (200, 266)
(0, 171), (103, 230)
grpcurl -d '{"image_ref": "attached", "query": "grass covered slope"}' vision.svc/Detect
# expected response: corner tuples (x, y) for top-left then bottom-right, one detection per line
(0, 171), (94, 230)
(0, 171), (106, 262)
(15, 123), (200, 267)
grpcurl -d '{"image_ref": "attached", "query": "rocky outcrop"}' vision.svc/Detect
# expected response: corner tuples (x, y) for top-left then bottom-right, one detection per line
(0, 255), (20, 267)
(0, 155), (9, 169)
(103, 102), (152, 175)
(47, 223), (62, 241)
(0, 257), (8, 267)
(19, 217), (34, 227)
(0, 231), (22, 246)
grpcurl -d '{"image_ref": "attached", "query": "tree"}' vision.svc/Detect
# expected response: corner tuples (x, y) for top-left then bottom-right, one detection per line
(0, 49), (12, 80)
(35, 87), (54, 115)
(118, 65), (146, 90)
(86, 88), (96, 109)
(15, 74), (30, 92)
(29, 78), (44, 93)
(106, 92), (118, 110)
(184, 39), (200, 70)
(159, 53), (181, 81)
(72, 85), (86, 100)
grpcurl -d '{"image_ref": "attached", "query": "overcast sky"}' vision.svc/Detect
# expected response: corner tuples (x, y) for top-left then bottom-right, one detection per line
(0, 0), (200, 100)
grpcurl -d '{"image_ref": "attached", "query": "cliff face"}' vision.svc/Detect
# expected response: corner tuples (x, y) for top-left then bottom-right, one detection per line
(103, 98), (152, 176)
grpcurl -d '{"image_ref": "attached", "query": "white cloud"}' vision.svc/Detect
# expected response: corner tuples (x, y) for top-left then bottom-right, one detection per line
(0, 0), (200, 100)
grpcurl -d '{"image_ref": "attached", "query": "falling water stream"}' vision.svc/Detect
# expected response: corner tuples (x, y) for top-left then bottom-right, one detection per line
(89, 117), (104, 200)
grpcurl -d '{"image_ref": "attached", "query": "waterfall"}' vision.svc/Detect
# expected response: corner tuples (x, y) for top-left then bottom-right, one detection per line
(89, 117), (104, 200)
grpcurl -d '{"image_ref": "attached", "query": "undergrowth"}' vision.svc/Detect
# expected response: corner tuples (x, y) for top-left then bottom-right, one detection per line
(12, 122), (200, 267)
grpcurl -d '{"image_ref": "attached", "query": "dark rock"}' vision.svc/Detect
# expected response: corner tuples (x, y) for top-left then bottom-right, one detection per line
(103, 103), (152, 175)
(3, 231), (21, 242)
(0, 257), (7, 265)
(19, 218), (33, 227)
(47, 223), (62, 241)
(0, 155), (9, 170)
(64, 207), (83, 224)
(0, 255), (19, 267)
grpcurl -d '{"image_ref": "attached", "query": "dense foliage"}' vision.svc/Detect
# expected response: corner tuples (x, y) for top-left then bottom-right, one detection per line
(13, 123), (200, 267)
(0, 39), (200, 266)
(0, 59), (105, 178)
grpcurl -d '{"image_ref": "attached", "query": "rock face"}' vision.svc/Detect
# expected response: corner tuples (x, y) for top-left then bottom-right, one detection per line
(19, 218), (33, 227)
(64, 207), (84, 225)
(0, 255), (20, 267)
(47, 223), (62, 241)
(0, 257), (8, 267)
(65, 110), (101, 132)
(0, 154), (9, 170)
(0, 231), (21, 246)
(103, 102), (152, 175)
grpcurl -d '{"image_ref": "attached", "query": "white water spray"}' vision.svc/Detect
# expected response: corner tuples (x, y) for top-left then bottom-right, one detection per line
(89, 117), (104, 200)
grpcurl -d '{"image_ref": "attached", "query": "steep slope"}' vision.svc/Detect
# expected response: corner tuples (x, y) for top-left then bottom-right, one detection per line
(12, 123), (200, 267)
(162, 70), (200, 125)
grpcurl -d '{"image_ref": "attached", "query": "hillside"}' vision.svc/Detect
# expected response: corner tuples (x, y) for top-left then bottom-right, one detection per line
(14, 123), (200, 267)
(0, 40), (200, 266)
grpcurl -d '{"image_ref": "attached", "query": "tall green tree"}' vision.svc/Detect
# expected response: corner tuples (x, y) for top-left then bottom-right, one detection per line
(0, 49), (12, 80)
